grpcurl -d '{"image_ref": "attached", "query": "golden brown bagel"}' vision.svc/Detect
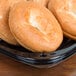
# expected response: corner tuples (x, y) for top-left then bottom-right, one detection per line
(0, 0), (27, 45)
(9, 1), (63, 52)
(48, 0), (76, 40)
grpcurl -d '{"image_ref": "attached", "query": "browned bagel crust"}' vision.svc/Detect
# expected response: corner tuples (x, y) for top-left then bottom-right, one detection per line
(9, 1), (63, 52)
(0, 0), (27, 45)
(48, 0), (76, 40)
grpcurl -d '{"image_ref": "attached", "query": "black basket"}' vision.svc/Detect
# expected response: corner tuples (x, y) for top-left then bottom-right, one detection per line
(0, 37), (76, 68)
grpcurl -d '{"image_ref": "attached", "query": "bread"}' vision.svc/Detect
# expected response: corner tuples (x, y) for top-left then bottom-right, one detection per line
(48, 0), (76, 40)
(9, 1), (63, 52)
(0, 0), (27, 45)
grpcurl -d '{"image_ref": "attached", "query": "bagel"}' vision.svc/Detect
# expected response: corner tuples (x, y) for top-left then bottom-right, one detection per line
(0, 0), (27, 45)
(9, 1), (63, 52)
(48, 0), (76, 40)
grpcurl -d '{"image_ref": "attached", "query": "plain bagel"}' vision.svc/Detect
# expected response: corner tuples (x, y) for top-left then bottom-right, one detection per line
(9, 1), (63, 52)
(48, 0), (76, 40)
(0, 0), (27, 45)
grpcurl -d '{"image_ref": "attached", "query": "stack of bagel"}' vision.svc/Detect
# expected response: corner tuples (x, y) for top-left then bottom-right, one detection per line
(0, 0), (76, 52)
